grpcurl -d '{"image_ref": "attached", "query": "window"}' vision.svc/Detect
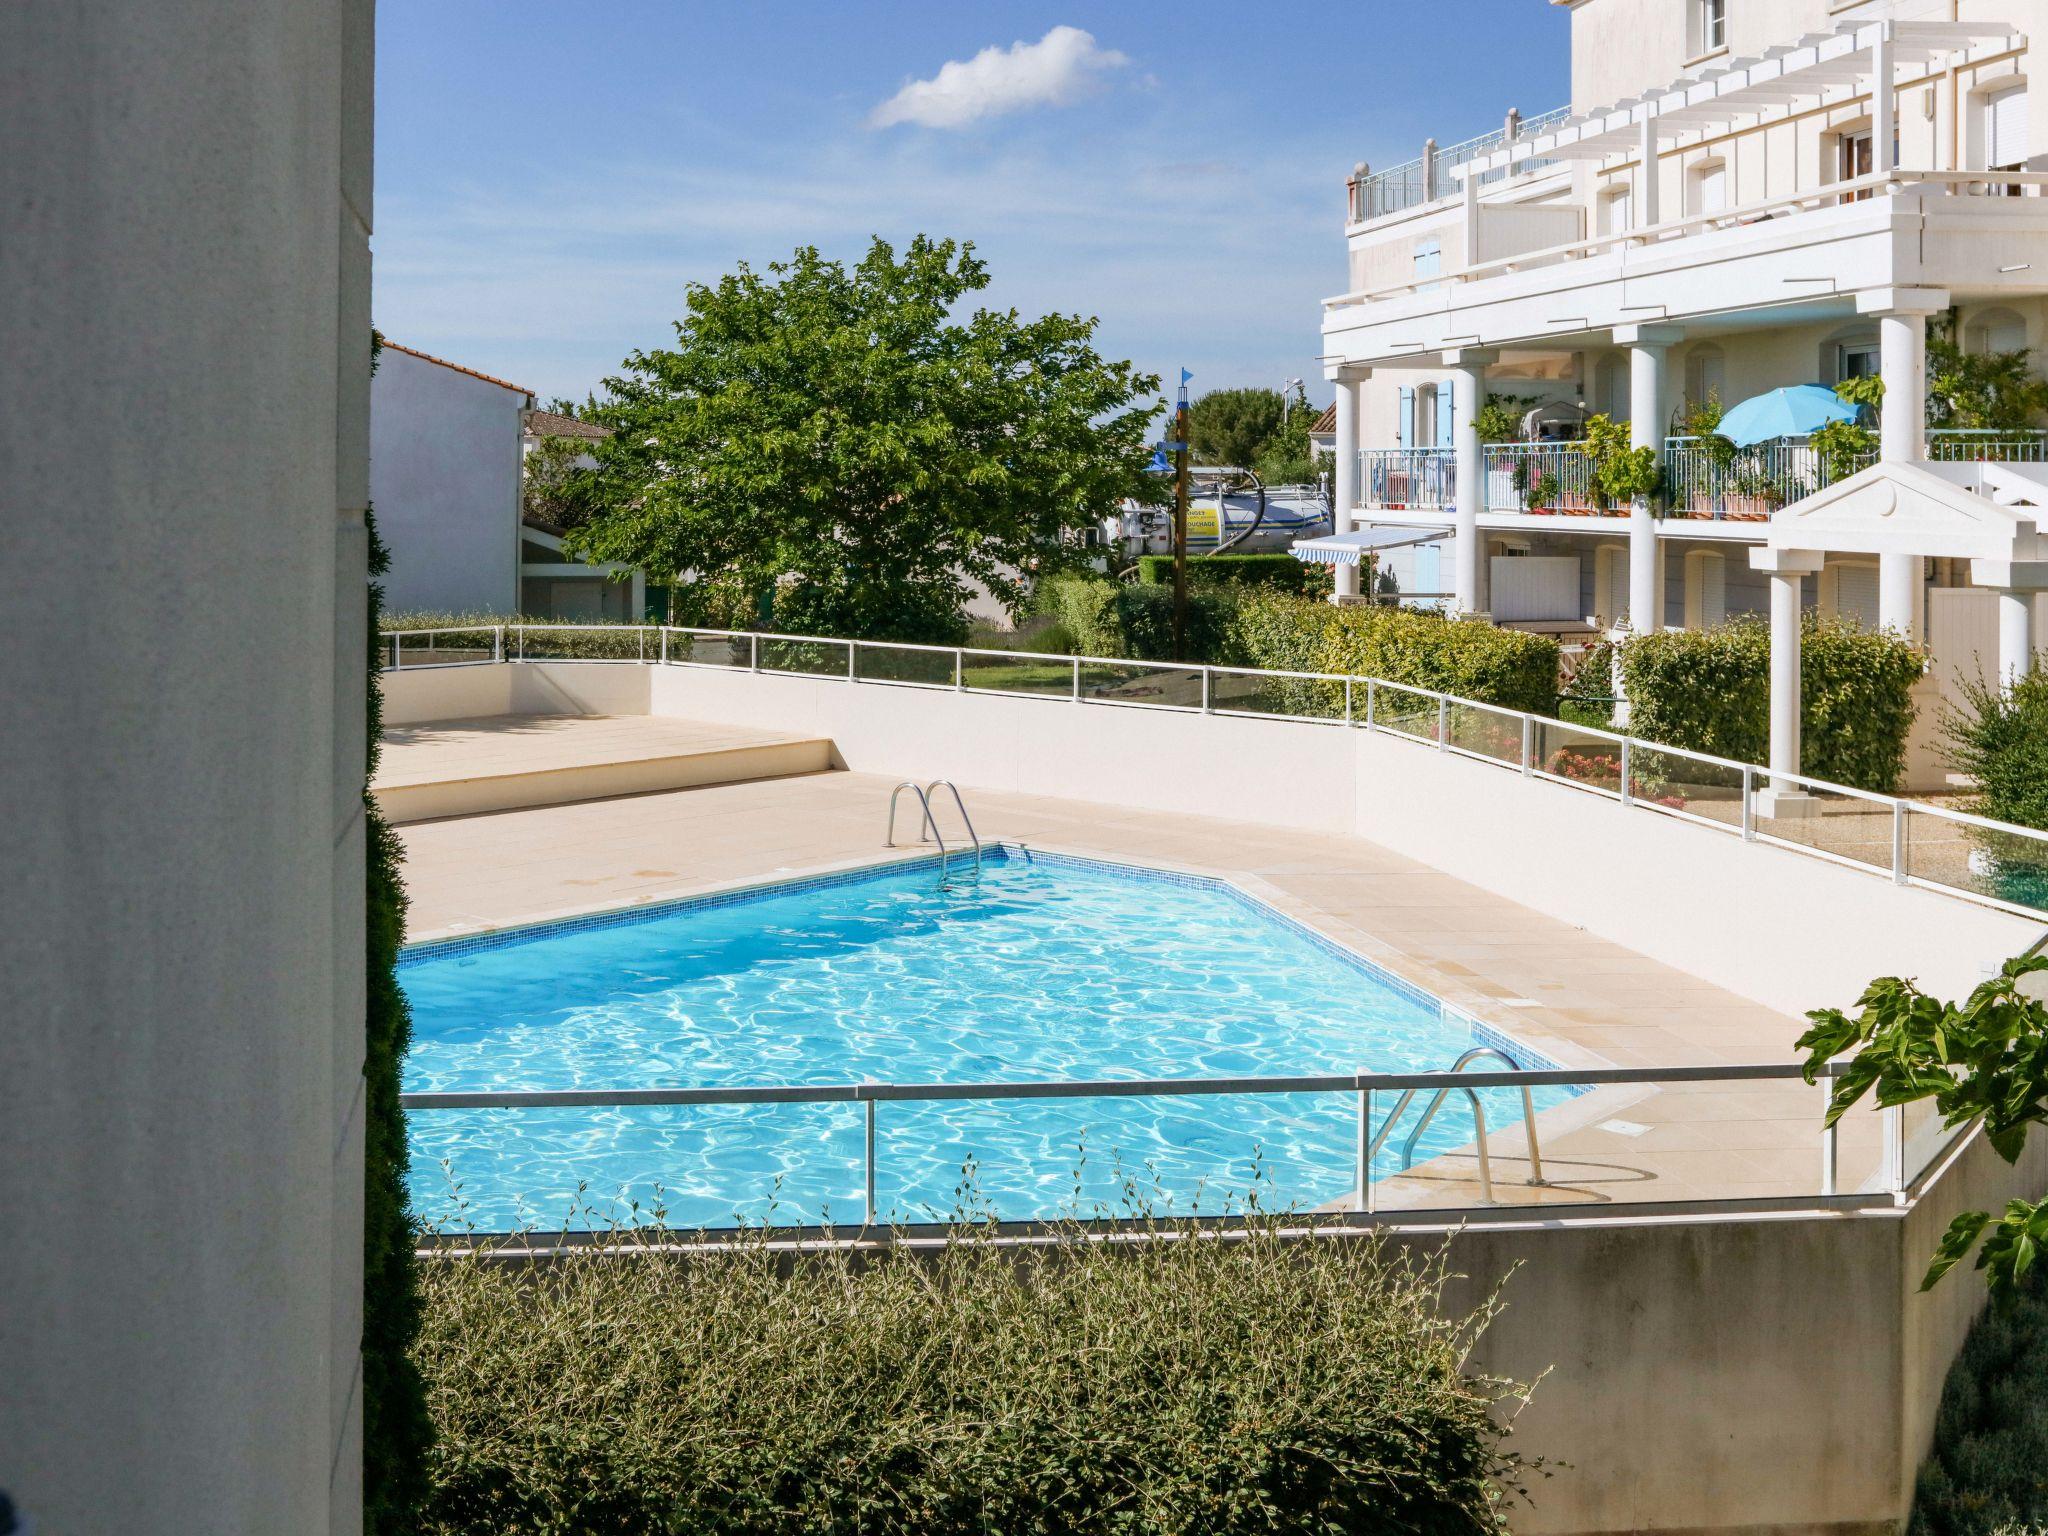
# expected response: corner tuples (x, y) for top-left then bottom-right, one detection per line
(1691, 0), (1726, 56)
(1413, 238), (1441, 285)
(1837, 341), (1881, 383)
(1684, 345), (1726, 410)
(1688, 158), (1729, 216)
(1821, 561), (1880, 628)
(1839, 130), (1874, 200)
(1984, 83), (2030, 195)
(1966, 307), (2028, 356)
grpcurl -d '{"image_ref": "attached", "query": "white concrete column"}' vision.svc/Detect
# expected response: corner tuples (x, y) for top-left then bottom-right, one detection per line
(1443, 348), (1497, 618)
(1879, 553), (1923, 640)
(1751, 548), (1826, 808)
(1461, 170), (1481, 269)
(1998, 588), (2035, 688)
(1872, 26), (1895, 177)
(1877, 311), (1927, 464)
(1330, 370), (1363, 602)
(1620, 327), (1680, 637)
(1637, 115), (1661, 229)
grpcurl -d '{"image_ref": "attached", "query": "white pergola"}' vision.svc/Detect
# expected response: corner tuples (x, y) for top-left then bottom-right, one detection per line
(1753, 462), (2048, 806)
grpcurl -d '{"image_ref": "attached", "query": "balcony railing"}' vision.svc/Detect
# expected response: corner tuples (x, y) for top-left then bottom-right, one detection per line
(1360, 447), (1455, 509)
(1483, 443), (1601, 514)
(1350, 106), (1569, 222)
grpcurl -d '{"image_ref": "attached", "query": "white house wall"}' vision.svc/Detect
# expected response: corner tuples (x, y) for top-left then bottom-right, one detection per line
(370, 348), (525, 615)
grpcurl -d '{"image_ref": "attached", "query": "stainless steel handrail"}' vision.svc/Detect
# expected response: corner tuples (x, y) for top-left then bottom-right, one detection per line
(925, 780), (982, 878)
(885, 782), (950, 882)
(1361, 1046), (1546, 1204)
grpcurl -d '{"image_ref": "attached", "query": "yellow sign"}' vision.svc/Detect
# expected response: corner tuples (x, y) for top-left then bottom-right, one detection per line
(1185, 502), (1221, 542)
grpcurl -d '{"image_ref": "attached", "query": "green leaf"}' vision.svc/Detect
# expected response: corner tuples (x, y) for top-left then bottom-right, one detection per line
(1922, 1210), (1993, 1290)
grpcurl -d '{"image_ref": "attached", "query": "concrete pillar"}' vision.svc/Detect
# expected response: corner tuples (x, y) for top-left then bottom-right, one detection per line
(1621, 329), (1679, 636)
(1879, 553), (1923, 640)
(1751, 548), (1826, 809)
(1998, 588), (2036, 688)
(1443, 349), (1497, 618)
(1637, 115), (1661, 229)
(1331, 371), (1363, 602)
(1873, 27), (1895, 176)
(1462, 170), (1481, 268)
(1877, 309), (1927, 464)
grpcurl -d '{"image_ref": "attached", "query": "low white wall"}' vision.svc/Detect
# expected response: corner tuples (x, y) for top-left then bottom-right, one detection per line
(382, 660), (648, 724)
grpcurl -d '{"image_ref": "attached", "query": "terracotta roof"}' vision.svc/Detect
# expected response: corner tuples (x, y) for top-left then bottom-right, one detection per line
(1308, 403), (1337, 436)
(381, 340), (533, 399)
(522, 407), (611, 442)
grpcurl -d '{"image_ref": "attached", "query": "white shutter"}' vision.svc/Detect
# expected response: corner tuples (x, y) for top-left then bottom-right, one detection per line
(1824, 562), (1881, 627)
(1988, 85), (2029, 168)
(1684, 551), (1726, 629)
(1594, 546), (1628, 626)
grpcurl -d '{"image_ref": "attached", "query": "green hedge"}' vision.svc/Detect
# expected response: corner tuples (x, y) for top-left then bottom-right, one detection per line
(1617, 614), (1924, 792)
(415, 1222), (1536, 1535)
(1944, 665), (2048, 830)
(1134, 552), (1329, 595)
(1911, 1268), (2048, 1536)
(1033, 575), (1236, 662)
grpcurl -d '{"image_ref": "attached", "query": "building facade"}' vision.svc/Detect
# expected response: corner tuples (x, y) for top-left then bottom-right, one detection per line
(1314, 0), (2048, 780)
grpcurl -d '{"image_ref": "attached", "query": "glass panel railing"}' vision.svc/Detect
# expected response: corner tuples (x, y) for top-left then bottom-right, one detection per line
(1444, 701), (1524, 766)
(1530, 720), (1623, 796)
(1626, 745), (1745, 829)
(958, 652), (1079, 699)
(756, 636), (854, 678)
(1748, 780), (1896, 876)
(853, 642), (956, 688)
(1078, 661), (1204, 708)
(1370, 684), (1441, 744)
(1207, 668), (1343, 722)
(513, 624), (648, 662)
(1901, 804), (2048, 914)
(390, 627), (499, 668)
(665, 629), (752, 668)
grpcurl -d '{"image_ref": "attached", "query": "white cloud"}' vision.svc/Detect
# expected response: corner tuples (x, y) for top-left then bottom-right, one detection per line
(870, 26), (1128, 131)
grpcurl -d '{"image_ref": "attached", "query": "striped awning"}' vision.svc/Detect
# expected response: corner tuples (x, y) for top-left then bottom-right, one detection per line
(1291, 527), (1449, 566)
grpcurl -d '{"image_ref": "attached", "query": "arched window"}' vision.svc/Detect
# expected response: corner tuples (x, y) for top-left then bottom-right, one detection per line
(1965, 307), (2029, 356)
(1820, 326), (1881, 386)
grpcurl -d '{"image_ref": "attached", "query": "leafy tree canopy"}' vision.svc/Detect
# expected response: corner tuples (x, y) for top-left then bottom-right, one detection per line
(564, 236), (1162, 643)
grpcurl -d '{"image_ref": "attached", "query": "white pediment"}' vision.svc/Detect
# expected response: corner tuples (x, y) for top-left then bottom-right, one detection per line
(1765, 461), (2044, 562)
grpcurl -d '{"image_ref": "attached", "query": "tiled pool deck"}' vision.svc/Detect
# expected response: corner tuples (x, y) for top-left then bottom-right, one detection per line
(398, 766), (1894, 1214)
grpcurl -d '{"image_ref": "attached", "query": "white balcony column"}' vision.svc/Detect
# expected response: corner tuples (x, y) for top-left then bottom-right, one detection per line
(1619, 326), (1681, 640)
(1872, 26), (1895, 177)
(1443, 348), (1497, 618)
(1750, 548), (1826, 811)
(1461, 170), (1480, 268)
(1329, 367), (1365, 602)
(1860, 288), (1948, 640)
(1970, 559), (2048, 689)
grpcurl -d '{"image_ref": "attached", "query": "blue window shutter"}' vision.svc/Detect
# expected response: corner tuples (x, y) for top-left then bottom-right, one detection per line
(1397, 387), (1414, 447)
(1436, 383), (1455, 445)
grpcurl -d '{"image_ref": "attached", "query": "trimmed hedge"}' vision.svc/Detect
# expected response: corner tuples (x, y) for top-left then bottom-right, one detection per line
(415, 1221), (1538, 1535)
(1224, 591), (1561, 716)
(1034, 575), (1236, 663)
(1944, 665), (2048, 831)
(1135, 552), (1330, 595)
(1617, 614), (1924, 792)
(1910, 1268), (2048, 1536)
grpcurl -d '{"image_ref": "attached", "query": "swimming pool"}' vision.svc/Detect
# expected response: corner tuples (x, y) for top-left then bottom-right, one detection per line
(400, 848), (1567, 1231)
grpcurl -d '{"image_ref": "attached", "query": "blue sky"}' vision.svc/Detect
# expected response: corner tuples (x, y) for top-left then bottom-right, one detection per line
(373, 2), (1568, 410)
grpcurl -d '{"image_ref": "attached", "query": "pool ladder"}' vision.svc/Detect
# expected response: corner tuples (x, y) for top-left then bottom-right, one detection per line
(1364, 1046), (1546, 1204)
(885, 779), (983, 884)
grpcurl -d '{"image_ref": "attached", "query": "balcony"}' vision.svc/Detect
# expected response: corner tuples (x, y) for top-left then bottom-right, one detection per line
(1356, 431), (2048, 521)
(1348, 106), (1569, 224)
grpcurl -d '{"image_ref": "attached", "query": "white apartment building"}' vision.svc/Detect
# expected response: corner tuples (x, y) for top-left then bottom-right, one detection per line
(1313, 0), (2048, 782)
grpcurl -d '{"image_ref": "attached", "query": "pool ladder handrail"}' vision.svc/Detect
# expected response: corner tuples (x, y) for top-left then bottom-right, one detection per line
(885, 781), (983, 882)
(1364, 1046), (1546, 1204)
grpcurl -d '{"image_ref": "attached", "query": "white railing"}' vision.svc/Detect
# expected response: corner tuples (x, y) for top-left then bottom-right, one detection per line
(1482, 442), (1602, 514)
(402, 1055), (1940, 1234)
(1663, 430), (2048, 520)
(1327, 168), (2048, 309)
(380, 623), (2048, 921)
(1360, 446), (1455, 509)
(1350, 106), (1571, 223)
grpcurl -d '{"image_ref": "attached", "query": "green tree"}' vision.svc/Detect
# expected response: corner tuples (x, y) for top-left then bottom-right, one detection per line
(1188, 387), (1288, 470)
(521, 432), (604, 532)
(565, 236), (1162, 643)
(1800, 955), (2048, 1295)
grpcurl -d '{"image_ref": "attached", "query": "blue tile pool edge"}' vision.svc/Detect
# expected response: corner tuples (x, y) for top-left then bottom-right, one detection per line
(399, 840), (1569, 1077)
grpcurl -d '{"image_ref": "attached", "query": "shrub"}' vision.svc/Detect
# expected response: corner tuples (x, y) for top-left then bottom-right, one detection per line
(414, 1219), (1539, 1535)
(1134, 552), (1330, 596)
(1944, 666), (2048, 831)
(1617, 614), (1923, 791)
(1911, 1267), (2048, 1536)
(1035, 574), (1123, 657)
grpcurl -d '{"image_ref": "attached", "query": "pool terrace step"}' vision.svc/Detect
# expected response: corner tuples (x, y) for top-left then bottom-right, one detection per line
(373, 713), (835, 823)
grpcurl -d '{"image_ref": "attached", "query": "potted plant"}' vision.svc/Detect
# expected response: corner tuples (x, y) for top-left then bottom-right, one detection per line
(1525, 470), (1562, 513)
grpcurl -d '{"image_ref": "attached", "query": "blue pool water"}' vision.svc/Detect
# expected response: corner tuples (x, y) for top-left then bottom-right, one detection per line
(401, 849), (1566, 1232)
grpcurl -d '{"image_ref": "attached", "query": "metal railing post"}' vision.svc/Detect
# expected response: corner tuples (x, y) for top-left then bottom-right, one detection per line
(1892, 800), (1907, 885)
(517, 624), (526, 661)
(1520, 715), (1533, 776)
(1344, 678), (1354, 725)
(1886, 1103), (1906, 1197)
(1741, 764), (1756, 840)
(1365, 679), (1377, 730)
(1820, 1074), (1839, 1197)
(1356, 1088), (1374, 1214)
(659, 626), (668, 666)
(749, 633), (759, 672)
(953, 649), (963, 691)
(848, 642), (859, 683)
(865, 1097), (878, 1225)
(1620, 739), (1633, 807)
(1071, 655), (1081, 701)
(1201, 666), (1212, 713)
(493, 625), (503, 664)
(1436, 694), (1448, 749)
(392, 632), (402, 671)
